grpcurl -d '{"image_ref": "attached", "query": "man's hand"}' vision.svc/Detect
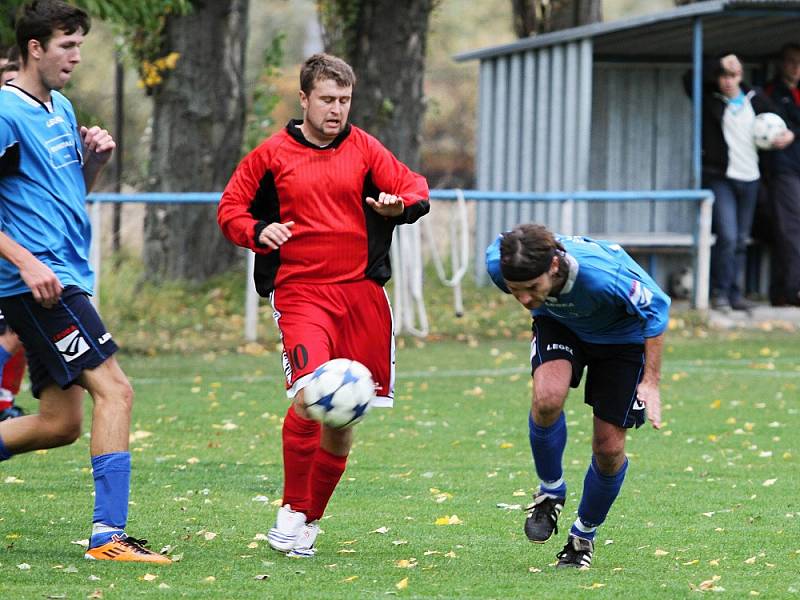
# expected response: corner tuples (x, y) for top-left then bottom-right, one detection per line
(771, 129), (795, 150)
(366, 192), (404, 218)
(636, 379), (661, 430)
(19, 255), (63, 308)
(80, 125), (116, 165)
(258, 221), (295, 250)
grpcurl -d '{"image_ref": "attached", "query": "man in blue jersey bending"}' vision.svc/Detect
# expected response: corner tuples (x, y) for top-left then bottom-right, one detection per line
(0, 0), (169, 563)
(486, 223), (670, 569)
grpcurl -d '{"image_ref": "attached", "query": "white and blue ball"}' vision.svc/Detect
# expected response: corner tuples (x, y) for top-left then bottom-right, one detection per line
(302, 358), (375, 428)
(753, 112), (788, 150)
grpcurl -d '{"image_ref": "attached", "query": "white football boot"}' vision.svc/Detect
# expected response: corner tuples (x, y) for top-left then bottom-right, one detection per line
(287, 521), (320, 558)
(267, 504), (307, 552)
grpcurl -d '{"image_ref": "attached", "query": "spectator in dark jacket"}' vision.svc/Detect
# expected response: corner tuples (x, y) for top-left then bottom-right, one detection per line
(685, 54), (793, 311)
(764, 43), (800, 306)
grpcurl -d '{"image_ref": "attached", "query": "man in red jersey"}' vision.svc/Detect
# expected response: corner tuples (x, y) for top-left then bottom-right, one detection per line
(218, 53), (430, 558)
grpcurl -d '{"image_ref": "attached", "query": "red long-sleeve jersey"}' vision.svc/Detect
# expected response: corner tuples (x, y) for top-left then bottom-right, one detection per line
(218, 121), (430, 296)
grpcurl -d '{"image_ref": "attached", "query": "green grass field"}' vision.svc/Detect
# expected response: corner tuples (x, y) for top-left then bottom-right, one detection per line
(1, 332), (799, 599)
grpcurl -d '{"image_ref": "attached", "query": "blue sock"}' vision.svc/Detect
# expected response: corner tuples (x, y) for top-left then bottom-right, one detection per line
(0, 434), (12, 461)
(89, 452), (131, 548)
(572, 455), (628, 541)
(0, 345), (11, 372)
(529, 411), (567, 497)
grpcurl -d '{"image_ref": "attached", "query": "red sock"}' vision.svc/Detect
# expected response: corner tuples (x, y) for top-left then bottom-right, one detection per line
(281, 406), (320, 514)
(2, 350), (26, 395)
(306, 447), (348, 522)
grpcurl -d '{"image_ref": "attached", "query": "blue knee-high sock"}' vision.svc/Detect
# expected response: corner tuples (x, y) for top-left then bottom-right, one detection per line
(89, 452), (131, 547)
(529, 411), (567, 497)
(572, 455), (628, 541)
(0, 434), (12, 461)
(0, 345), (11, 373)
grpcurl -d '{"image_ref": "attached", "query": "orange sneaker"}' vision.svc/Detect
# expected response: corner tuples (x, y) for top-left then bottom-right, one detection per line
(84, 534), (172, 564)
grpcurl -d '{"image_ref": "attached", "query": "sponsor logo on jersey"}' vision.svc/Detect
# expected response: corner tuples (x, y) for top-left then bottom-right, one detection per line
(45, 133), (80, 170)
(46, 115), (65, 128)
(52, 325), (89, 363)
(628, 280), (653, 308)
(98, 332), (112, 344)
(546, 343), (574, 355)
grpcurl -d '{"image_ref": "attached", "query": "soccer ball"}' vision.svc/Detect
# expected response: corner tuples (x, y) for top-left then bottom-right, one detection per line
(753, 112), (787, 150)
(669, 266), (693, 300)
(302, 359), (375, 428)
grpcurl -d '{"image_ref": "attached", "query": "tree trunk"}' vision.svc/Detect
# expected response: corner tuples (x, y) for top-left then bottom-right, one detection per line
(512, 0), (601, 37)
(318, 0), (434, 169)
(143, 0), (248, 282)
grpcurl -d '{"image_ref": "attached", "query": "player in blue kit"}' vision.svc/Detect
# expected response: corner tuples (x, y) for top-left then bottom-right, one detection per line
(486, 223), (670, 569)
(0, 0), (169, 563)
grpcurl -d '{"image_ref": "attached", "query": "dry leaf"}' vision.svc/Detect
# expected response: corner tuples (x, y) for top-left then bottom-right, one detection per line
(396, 577), (409, 591)
(17, 563), (31, 570)
(654, 549), (669, 556)
(342, 575), (359, 582)
(254, 574), (270, 580)
(762, 479), (777, 487)
(143, 573), (157, 581)
(371, 526), (389, 534)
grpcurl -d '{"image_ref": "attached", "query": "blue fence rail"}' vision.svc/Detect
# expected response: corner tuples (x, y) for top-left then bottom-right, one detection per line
(87, 189), (714, 339)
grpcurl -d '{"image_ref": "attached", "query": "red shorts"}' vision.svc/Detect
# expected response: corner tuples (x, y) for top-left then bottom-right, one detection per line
(270, 280), (395, 407)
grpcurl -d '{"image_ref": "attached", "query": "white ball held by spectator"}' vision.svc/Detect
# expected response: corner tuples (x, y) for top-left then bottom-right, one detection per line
(753, 112), (788, 150)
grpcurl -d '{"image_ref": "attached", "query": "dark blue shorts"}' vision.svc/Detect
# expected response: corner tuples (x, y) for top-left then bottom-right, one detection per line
(0, 286), (118, 398)
(530, 316), (646, 429)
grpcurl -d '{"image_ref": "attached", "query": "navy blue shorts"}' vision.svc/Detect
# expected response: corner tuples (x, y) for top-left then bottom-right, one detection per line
(530, 316), (646, 429)
(0, 286), (118, 398)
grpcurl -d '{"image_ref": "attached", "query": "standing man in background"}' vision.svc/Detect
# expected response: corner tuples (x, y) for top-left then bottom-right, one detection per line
(765, 43), (800, 306)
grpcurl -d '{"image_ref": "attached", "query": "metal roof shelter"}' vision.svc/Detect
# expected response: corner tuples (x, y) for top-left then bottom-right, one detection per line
(455, 0), (800, 286)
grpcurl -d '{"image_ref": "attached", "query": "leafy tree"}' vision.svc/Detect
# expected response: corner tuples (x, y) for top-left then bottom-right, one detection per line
(316, 0), (436, 169)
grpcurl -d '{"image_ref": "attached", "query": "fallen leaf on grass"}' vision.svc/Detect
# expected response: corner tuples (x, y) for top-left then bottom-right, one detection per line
(342, 575), (359, 582)
(142, 573), (157, 582)
(87, 591), (103, 599)
(762, 479), (777, 487)
(434, 515), (462, 526)
(579, 583), (605, 589)
(17, 563), (30, 570)
(654, 549), (669, 556)
(254, 574), (270, 580)
(4, 476), (24, 484)
(129, 431), (152, 442)
(371, 526), (389, 534)
(392, 540), (408, 546)
(528, 567), (542, 573)
(745, 556), (757, 564)
(396, 577), (409, 591)
(395, 559), (417, 568)
(203, 576), (216, 583)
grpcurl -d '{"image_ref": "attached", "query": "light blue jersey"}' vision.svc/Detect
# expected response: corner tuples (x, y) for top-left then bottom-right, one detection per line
(0, 85), (93, 297)
(486, 233), (670, 344)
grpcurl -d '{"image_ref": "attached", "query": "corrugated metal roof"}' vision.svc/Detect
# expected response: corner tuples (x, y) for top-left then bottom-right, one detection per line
(455, 0), (800, 62)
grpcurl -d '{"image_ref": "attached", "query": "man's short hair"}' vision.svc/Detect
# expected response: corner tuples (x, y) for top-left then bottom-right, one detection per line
(780, 43), (800, 60)
(299, 53), (356, 95)
(16, 0), (90, 63)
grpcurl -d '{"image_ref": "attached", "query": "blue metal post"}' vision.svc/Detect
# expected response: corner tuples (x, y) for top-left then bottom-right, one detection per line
(692, 17), (703, 190)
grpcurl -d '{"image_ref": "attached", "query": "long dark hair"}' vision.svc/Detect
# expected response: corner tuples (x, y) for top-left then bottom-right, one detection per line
(499, 224), (565, 282)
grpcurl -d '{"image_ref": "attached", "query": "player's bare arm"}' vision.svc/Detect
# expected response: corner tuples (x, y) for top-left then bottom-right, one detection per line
(0, 231), (63, 308)
(638, 333), (664, 429)
(80, 125), (115, 192)
(366, 192), (404, 217)
(258, 221), (295, 250)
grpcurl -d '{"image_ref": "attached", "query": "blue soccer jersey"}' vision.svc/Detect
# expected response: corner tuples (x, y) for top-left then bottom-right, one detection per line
(486, 233), (671, 344)
(0, 85), (93, 297)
